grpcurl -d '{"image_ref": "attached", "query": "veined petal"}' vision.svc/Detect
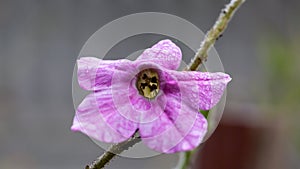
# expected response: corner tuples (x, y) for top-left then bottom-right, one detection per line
(139, 71), (207, 153)
(137, 39), (182, 70)
(110, 62), (168, 124)
(164, 113), (207, 153)
(139, 99), (207, 153)
(111, 74), (167, 124)
(168, 71), (231, 110)
(71, 91), (138, 143)
(77, 57), (134, 91)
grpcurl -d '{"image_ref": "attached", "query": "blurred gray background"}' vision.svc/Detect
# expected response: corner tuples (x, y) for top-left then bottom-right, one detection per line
(1, 0), (300, 169)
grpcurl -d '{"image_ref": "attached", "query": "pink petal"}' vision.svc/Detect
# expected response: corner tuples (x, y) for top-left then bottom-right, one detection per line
(137, 39), (182, 70)
(168, 71), (232, 110)
(139, 99), (207, 153)
(139, 71), (207, 153)
(109, 62), (169, 124)
(111, 74), (167, 124)
(71, 91), (138, 143)
(77, 57), (134, 91)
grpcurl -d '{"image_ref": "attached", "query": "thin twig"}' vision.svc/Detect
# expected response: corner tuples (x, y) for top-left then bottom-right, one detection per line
(85, 135), (141, 169)
(85, 0), (245, 168)
(186, 0), (246, 71)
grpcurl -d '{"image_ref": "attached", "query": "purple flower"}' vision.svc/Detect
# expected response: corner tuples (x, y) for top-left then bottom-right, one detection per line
(71, 39), (231, 153)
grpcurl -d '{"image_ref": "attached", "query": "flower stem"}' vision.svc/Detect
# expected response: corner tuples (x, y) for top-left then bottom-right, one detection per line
(85, 134), (141, 169)
(186, 0), (246, 71)
(175, 151), (192, 169)
(85, 0), (245, 168)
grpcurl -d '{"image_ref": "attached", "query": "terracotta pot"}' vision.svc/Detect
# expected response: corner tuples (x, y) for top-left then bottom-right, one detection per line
(193, 109), (280, 169)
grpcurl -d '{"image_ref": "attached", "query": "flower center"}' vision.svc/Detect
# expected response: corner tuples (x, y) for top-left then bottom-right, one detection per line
(136, 69), (160, 99)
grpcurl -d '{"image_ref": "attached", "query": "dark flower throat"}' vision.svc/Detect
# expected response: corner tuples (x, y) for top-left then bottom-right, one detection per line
(136, 69), (160, 99)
